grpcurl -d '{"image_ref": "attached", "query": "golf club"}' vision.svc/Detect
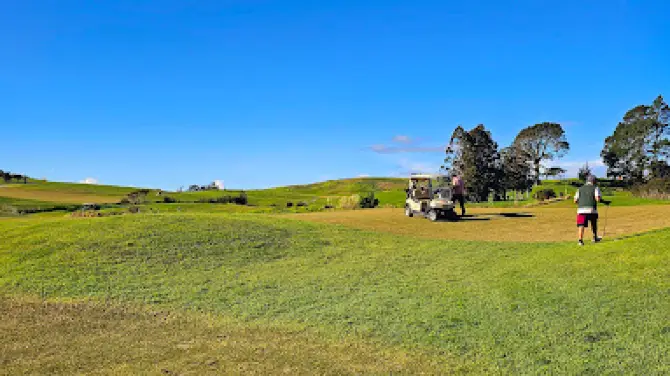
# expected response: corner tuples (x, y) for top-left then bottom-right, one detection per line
(602, 202), (610, 238)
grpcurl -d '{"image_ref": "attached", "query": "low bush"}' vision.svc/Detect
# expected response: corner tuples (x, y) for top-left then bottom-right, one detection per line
(358, 192), (379, 209)
(162, 196), (177, 203)
(631, 178), (670, 200)
(533, 188), (556, 201)
(197, 193), (248, 205)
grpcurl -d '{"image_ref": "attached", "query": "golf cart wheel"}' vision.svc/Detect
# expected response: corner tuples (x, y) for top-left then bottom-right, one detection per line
(405, 206), (413, 217)
(428, 209), (438, 222)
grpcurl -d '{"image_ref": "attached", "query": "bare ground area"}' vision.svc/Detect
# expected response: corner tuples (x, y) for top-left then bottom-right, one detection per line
(286, 206), (670, 242)
(0, 297), (457, 375)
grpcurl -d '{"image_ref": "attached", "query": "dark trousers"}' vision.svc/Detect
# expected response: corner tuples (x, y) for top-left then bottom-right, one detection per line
(453, 194), (466, 215)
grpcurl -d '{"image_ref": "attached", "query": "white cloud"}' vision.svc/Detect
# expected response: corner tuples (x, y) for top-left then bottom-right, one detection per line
(552, 159), (606, 178)
(358, 174), (370, 178)
(79, 177), (99, 185)
(392, 135), (413, 144)
(393, 158), (442, 176)
(370, 144), (387, 152)
(368, 144), (446, 154)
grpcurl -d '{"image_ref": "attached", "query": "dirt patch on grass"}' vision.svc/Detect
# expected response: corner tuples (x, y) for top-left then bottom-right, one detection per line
(0, 187), (121, 204)
(0, 296), (458, 375)
(286, 206), (670, 242)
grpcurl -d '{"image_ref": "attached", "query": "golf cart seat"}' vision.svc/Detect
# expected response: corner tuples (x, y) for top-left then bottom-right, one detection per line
(413, 188), (431, 200)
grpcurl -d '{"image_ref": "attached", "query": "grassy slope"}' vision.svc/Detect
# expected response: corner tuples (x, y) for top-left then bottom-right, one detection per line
(0, 177), (406, 208)
(0, 181), (150, 207)
(2, 177), (666, 215)
(173, 177), (408, 208)
(2, 213), (670, 374)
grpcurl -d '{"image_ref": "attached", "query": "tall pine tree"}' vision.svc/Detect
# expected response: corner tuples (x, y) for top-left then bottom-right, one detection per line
(443, 124), (503, 202)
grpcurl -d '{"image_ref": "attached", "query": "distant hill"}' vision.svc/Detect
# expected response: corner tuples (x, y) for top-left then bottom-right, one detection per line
(0, 177), (409, 214)
(257, 177), (407, 195)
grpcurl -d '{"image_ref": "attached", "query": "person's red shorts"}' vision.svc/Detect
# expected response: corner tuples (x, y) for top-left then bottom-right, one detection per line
(577, 213), (598, 227)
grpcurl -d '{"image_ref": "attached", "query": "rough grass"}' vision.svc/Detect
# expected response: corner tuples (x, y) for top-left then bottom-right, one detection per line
(287, 206), (670, 242)
(1, 297), (447, 375)
(0, 185), (130, 204)
(0, 196), (64, 210)
(2, 213), (670, 374)
(263, 177), (406, 195)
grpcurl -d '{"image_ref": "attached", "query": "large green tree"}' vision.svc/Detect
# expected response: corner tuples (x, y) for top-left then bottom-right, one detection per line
(601, 95), (669, 182)
(500, 145), (533, 196)
(512, 122), (570, 185)
(443, 124), (503, 202)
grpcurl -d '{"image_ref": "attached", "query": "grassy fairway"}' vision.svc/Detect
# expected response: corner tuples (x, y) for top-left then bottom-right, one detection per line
(2, 213), (670, 374)
(288, 206), (670, 242)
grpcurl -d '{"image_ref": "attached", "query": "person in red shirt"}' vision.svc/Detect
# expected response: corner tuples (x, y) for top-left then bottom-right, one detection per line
(451, 174), (466, 216)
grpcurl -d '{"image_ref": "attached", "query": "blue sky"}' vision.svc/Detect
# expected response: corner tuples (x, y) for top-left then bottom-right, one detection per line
(2, 0), (668, 189)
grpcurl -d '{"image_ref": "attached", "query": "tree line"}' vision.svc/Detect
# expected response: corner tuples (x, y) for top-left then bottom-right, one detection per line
(0, 170), (28, 184)
(442, 122), (569, 202)
(441, 94), (668, 202)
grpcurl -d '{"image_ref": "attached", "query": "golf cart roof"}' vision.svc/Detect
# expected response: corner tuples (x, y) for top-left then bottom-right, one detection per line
(409, 173), (447, 180)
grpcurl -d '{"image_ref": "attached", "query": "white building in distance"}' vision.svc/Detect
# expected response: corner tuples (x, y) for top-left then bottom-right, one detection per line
(213, 180), (225, 190)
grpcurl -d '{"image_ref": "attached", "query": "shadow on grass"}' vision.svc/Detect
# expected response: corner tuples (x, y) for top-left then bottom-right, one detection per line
(450, 215), (491, 222)
(496, 212), (535, 218)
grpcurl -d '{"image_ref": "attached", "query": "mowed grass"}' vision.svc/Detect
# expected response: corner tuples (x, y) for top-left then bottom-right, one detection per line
(2, 213), (670, 374)
(287, 206), (670, 242)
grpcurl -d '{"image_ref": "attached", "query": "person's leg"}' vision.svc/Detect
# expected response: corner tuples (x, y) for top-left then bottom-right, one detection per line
(591, 214), (600, 242)
(577, 214), (586, 245)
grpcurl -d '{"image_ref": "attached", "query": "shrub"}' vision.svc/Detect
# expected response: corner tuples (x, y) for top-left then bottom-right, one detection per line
(631, 178), (670, 200)
(162, 196), (177, 203)
(296, 201), (307, 207)
(358, 192), (379, 209)
(533, 188), (556, 201)
(200, 193), (248, 205)
(235, 192), (248, 205)
(286, 202), (294, 207)
(125, 191), (148, 205)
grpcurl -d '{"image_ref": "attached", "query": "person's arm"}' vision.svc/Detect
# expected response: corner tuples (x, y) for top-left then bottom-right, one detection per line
(573, 190), (579, 203)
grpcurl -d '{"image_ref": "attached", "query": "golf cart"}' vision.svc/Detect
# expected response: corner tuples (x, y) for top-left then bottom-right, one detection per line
(404, 174), (458, 221)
